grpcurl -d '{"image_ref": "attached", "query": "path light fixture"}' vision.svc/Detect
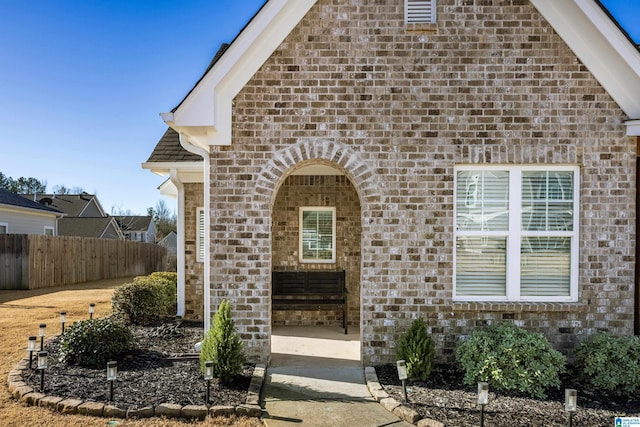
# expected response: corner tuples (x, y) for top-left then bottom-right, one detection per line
(38, 324), (46, 351)
(204, 360), (214, 405)
(478, 382), (489, 427)
(27, 336), (37, 369)
(60, 311), (66, 334)
(396, 360), (408, 402)
(565, 389), (577, 427)
(107, 360), (117, 401)
(89, 303), (95, 319)
(37, 351), (48, 392)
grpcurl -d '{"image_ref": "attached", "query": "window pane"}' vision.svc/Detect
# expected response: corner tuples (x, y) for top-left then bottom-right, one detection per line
(302, 210), (334, 261)
(456, 170), (509, 231)
(0, 225), (7, 234)
(521, 237), (570, 296)
(456, 237), (506, 296)
(522, 171), (573, 231)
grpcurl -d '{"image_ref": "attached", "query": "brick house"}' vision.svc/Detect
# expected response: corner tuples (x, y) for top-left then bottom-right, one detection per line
(143, 0), (640, 365)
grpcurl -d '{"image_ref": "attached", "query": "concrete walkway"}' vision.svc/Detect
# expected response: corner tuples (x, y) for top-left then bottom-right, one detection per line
(261, 326), (414, 427)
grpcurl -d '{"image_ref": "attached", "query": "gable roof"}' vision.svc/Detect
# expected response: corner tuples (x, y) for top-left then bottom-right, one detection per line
(58, 217), (124, 239)
(146, 128), (203, 163)
(161, 0), (640, 146)
(0, 188), (63, 215)
(21, 193), (106, 217)
(114, 216), (153, 232)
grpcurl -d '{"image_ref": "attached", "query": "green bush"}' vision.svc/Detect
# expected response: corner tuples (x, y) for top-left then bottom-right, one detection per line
(455, 323), (566, 398)
(396, 318), (435, 381)
(111, 272), (177, 325)
(200, 300), (245, 382)
(575, 332), (640, 396)
(59, 317), (134, 368)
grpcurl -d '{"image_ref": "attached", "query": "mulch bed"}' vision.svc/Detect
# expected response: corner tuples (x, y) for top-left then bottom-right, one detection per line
(375, 364), (640, 427)
(21, 320), (253, 410)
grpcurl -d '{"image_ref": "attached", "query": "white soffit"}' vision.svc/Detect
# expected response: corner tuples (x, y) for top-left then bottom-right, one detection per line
(168, 0), (318, 149)
(530, 0), (640, 119)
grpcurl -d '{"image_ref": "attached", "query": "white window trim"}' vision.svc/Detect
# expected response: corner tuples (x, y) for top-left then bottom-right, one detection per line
(44, 226), (54, 236)
(453, 165), (580, 303)
(299, 207), (336, 264)
(196, 207), (205, 263)
(405, 0), (436, 25)
(0, 222), (8, 234)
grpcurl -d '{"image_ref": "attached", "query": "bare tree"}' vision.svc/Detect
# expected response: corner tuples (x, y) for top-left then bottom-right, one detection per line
(150, 199), (177, 241)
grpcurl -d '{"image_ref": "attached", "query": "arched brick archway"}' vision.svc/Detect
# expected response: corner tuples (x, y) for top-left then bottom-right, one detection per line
(253, 139), (384, 363)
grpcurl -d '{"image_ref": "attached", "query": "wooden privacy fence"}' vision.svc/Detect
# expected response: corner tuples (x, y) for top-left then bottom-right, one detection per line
(0, 235), (167, 290)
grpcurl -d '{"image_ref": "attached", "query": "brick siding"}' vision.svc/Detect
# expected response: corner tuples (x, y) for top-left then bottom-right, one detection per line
(204, 0), (635, 364)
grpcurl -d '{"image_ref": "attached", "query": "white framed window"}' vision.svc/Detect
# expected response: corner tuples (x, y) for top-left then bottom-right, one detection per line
(44, 226), (54, 236)
(0, 223), (7, 234)
(405, 0), (436, 25)
(454, 165), (579, 302)
(196, 207), (205, 263)
(299, 207), (336, 263)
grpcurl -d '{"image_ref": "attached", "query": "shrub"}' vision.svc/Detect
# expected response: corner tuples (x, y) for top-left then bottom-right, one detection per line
(574, 332), (640, 397)
(455, 323), (566, 398)
(59, 317), (134, 368)
(200, 300), (245, 382)
(396, 318), (435, 381)
(111, 272), (177, 325)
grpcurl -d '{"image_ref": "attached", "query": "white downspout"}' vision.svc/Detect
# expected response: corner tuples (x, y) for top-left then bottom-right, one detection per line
(169, 168), (186, 318)
(178, 133), (212, 332)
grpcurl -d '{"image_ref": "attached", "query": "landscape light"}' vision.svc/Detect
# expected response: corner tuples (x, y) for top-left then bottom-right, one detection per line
(38, 324), (46, 350)
(37, 351), (48, 392)
(107, 360), (117, 401)
(27, 336), (37, 369)
(204, 361), (214, 405)
(396, 360), (408, 401)
(60, 311), (66, 334)
(478, 382), (489, 427)
(89, 303), (95, 319)
(565, 389), (577, 427)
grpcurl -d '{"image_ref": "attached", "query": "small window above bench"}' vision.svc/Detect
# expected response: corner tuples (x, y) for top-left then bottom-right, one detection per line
(405, 0), (438, 33)
(299, 207), (336, 264)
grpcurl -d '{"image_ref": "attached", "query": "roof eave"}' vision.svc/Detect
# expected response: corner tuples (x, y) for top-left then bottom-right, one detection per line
(530, 0), (640, 120)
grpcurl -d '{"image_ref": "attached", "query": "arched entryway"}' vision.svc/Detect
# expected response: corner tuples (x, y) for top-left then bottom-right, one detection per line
(252, 139), (383, 366)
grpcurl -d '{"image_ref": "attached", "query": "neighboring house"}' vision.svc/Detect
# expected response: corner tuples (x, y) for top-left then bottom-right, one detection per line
(114, 216), (156, 243)
(158, 231), (178, 255)
(57, 217), (125, 240)
(143, 0), (640, 365)
(22, 193), (107, 217)
(0, 188), (64, 235)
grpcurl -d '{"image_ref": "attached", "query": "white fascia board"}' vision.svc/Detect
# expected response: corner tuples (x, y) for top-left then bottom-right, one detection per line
(141, 161), (204, 177)
(0, 205), (64, 218)
(625, 120), (640, 136)
(171, 0), (317, 148)
(530, 0), (640, 119)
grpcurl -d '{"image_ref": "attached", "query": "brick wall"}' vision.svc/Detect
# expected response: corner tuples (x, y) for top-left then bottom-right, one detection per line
(271, 174), (361, 327)
(205, 0), (636, 364)
(184, 183), (204, 321)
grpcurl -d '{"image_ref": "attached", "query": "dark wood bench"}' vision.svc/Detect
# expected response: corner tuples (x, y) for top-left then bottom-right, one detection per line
(272, 270), (348, 334)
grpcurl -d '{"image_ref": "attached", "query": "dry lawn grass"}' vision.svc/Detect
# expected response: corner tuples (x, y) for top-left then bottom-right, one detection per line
(0, 277), (263, 427)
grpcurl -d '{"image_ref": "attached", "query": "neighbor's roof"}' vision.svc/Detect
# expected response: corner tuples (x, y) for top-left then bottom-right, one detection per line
(146, 128), (203, 163)
(20, 193), (104, 217)
(114, 216), (153, 232)
(57, 217), (122, 239)
(0, 188), (63, 215)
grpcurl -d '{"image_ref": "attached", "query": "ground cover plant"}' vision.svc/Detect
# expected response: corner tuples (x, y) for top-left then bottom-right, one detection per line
(0, 277), (261, 427)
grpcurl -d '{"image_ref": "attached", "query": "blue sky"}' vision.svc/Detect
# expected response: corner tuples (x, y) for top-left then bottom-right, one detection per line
(0, 0), (265, 215)
(0, 0), (637, 216)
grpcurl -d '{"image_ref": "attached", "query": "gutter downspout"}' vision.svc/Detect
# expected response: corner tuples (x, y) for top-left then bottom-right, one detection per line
(169, 168), (186, 318)
(178, 133), (212, 332)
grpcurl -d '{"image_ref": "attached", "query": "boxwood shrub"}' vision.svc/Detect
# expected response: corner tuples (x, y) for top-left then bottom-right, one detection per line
(111, 272), (177, 325)
(455, 322), (566, 398)
(575, 332), (640, 397)
(59, 317), (134, 368)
